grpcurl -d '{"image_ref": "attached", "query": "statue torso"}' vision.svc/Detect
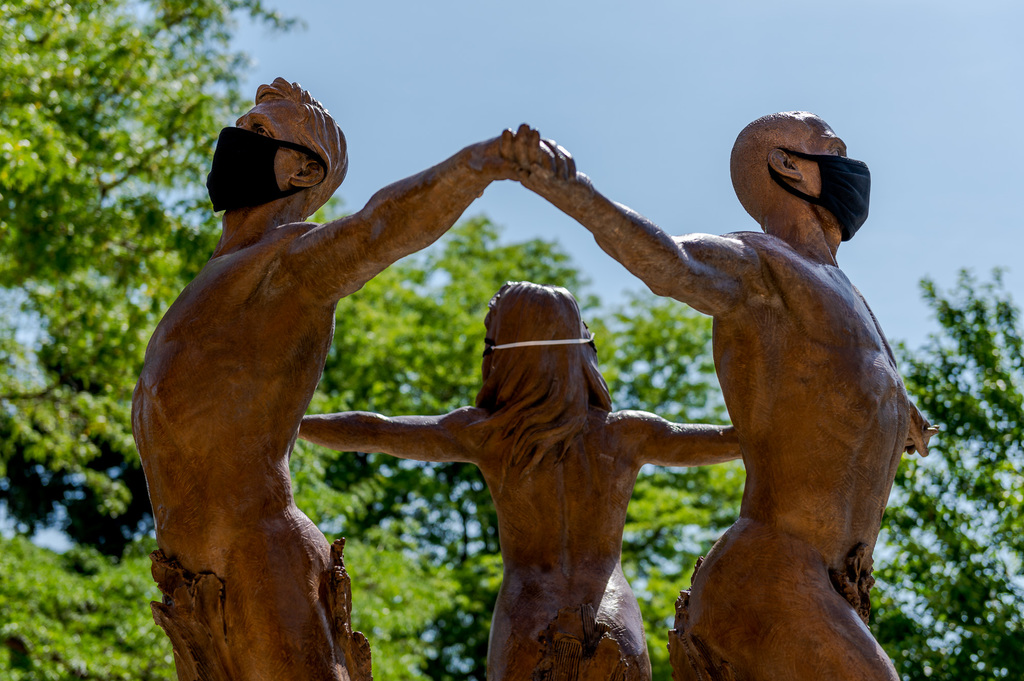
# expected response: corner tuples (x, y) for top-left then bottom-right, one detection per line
(476, 410), (649, 679)
(713, 232), (910, 564)
(132, 225), (336, 565)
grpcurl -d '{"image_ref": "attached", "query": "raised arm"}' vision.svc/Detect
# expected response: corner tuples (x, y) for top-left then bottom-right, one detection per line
(611, 410), (741, 468)
(284, 128), (529, 302)
(513, 131), (765, 316)
(299, 407), (485, 463)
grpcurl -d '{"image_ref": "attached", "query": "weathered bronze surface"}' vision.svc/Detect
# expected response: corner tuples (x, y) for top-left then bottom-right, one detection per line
(131, 78), (535, 680)
(301, 281), (741, 681)
(515, 114), (936, 680)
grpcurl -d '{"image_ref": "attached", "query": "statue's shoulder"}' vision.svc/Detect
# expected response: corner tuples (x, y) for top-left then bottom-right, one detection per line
(442, 406), (493, 443)
(208, 222), (322, 272)
(267, 220), (321, 243)
(184, 222), (326, 303)
(445, 406), (490, 427)
(585, 409), (665, 463)
(593, 409), (651, 439)
(683, 230), (787, 263)
(725, 230), (811, 269)
(723, 230), (782, 252)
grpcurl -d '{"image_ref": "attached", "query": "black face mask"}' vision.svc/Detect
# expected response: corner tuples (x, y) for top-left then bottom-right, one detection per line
(206, 127), (327, 212)
(768, 149), (871, 241)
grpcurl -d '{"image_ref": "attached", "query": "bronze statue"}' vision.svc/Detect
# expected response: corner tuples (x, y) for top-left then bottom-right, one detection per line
(513, 115), (938, 680)
(300, 281), (741, 681)
(131, 78), (539, 680)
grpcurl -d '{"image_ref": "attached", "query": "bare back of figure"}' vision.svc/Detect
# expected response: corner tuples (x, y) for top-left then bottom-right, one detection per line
(478, 410), (650, 681)
(715, 232), (909, 555)
(300, 282), (742, 681)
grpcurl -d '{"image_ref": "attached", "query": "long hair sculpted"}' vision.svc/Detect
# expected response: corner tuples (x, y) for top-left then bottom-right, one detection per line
(476, 282), (612, 475)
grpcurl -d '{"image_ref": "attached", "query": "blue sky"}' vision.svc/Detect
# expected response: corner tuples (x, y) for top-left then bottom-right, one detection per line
(232, 0), (1024, 348)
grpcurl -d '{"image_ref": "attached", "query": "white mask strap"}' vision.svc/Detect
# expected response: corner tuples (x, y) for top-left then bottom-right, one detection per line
(489, 337), (595, 351)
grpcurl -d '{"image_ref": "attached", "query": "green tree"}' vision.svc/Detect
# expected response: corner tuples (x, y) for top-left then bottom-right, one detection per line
(874, 271), (1024, 680)
(0, 528), (459, 681)
(0, 0), (291, 553)
(0, 535), (172, 681)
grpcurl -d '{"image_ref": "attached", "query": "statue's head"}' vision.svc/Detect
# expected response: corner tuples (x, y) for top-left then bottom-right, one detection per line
(254, 78), (348, 206)
(207, 78), (347, 219)
(731, 112), (870, 244)
(476, 282), (611, 472)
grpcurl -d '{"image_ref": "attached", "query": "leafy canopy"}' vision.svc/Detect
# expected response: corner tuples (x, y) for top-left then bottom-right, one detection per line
(874, 271), (1024, 681)
(0, 0), (290, 554)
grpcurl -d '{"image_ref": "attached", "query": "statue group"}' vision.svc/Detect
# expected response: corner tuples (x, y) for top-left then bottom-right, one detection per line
(132, 78), (936, 681)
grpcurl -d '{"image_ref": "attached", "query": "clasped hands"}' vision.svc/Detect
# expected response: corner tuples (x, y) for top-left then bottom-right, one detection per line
(471, 124), (588, 200)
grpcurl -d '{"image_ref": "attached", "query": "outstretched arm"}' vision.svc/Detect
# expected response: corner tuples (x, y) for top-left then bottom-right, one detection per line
(512, 131), (764, 316)
(612, 410), (741, 467)
(285, 128), (531, 302)
(299, 407), (485, 463)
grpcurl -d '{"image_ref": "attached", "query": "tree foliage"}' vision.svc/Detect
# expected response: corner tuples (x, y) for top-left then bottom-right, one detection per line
(0, 0), (295, 554)
(874, 271), (1024, 680)
(0, 536), (171, 681)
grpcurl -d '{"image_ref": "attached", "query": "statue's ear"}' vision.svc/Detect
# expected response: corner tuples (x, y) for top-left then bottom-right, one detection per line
(768, 148), (803, 184)
(290, 158), (325, 189)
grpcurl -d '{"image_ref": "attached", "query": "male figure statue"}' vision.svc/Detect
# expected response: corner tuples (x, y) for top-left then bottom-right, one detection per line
(516, 113), (936, 680)
(132, 78), (531, 680)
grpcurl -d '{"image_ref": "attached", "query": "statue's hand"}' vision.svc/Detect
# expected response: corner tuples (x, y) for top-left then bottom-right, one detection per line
(905, 408), (939, 457)
(467, 124), (552, 181)
(466, 124), (536, 179)
(504, 124), (575, 180)
(497, 124), (591, 201)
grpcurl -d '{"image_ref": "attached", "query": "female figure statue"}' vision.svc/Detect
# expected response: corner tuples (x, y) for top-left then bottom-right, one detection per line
(301, 281), (739, 681)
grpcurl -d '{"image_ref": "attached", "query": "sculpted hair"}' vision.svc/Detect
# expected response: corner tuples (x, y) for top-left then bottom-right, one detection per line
(730, 111), (824, 224)
(255, 77), (348, 217)
(476, 282), (612, 473)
